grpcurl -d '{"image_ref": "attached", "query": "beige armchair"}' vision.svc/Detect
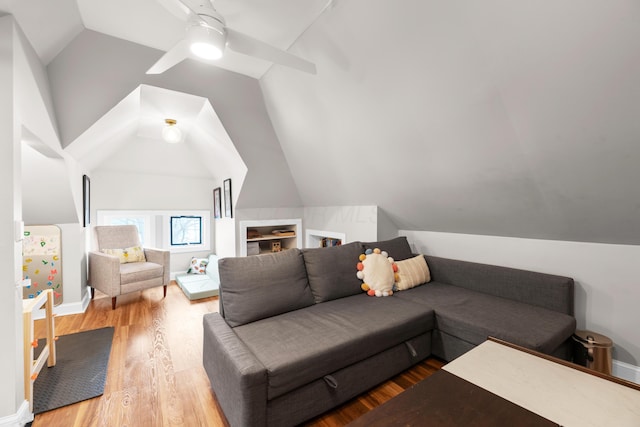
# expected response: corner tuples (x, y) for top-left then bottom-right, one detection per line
(89, 225), (170, 309)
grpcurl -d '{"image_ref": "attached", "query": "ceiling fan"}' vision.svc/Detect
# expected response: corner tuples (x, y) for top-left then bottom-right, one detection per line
(147, 0), (317, 75)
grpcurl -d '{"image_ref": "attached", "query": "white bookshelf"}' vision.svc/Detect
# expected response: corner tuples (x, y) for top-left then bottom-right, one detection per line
(305, 229), (346, 248)
(239, 219), (302, 256)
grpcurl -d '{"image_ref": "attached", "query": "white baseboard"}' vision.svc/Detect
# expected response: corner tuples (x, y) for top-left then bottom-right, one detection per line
(0, 400), (32, 427)
(613, 359), (640, 384)
(170, 270), (188, 280)
(31, 290), (92, 320)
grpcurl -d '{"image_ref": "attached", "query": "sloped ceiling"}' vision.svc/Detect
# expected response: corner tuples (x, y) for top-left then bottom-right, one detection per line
(1, 0), (330, 77)
(11, 16), (79, 225)
(261, 0), (640, 245)
(47, 30), (302, 209)
(4, 1), (640, 245)
(64, 84), (247, 183)
(74, 0), (331, 79)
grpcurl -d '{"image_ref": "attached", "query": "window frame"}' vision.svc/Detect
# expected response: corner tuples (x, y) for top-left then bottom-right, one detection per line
(97, 210), (210, 254)
(170, 215), (203, 246)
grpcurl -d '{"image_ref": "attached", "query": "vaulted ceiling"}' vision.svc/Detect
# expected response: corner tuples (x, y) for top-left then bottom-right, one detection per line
(4, 0), (640, 245)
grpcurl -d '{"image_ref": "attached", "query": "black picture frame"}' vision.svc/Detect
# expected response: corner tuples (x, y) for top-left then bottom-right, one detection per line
(213, 187), (222, 219)
(82, 174), (90, 227)
(223, 178), (232, 218)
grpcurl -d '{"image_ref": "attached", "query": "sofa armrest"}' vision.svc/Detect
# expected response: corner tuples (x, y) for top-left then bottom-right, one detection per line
(203, 312), (267, 427)
(143, 248), (170, 285)
(424, 255), (575, 316)
(88, 251), (121, 297)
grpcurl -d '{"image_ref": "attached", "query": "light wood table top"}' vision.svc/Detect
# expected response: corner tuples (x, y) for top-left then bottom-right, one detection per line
(443, 338), (640, 427)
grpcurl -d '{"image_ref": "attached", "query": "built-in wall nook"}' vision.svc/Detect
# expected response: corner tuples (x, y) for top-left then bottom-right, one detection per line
(305, 228), (346, 248)
(239, 219), (302, 256)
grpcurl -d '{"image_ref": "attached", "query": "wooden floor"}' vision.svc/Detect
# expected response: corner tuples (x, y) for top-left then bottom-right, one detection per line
(33, 282), (444, 427)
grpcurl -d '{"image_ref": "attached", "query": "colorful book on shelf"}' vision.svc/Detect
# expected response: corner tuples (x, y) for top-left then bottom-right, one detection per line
(321, 238), (342, 247)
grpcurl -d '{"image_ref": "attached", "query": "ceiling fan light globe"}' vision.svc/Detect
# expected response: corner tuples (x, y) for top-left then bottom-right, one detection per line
(190, 42), (223, 60)
(187, 24), (225, 60)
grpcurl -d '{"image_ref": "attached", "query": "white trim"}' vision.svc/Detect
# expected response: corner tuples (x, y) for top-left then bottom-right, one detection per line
(97, 209), (211, 254)
(0, 400), (32, 427)
(31, 290), (91, 320)
(613, 359), (640, 385)
(170, 270), (189, 280)
(163, 211), (211, 254)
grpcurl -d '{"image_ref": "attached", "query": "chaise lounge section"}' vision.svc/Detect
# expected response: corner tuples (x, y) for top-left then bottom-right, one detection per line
(203, 237), (576, 426)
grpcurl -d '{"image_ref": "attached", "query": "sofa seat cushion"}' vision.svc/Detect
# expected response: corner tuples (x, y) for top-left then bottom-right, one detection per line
(119, 261), (163, 285)
(394, 282), (576, 354)
(233, 294), (434, 400)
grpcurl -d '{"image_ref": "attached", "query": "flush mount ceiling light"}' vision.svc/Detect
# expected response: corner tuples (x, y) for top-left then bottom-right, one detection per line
(162, 118), (182, 143)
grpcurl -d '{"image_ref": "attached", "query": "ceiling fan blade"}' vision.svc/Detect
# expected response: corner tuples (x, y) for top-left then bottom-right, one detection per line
(146, 39), (190, 74)
(156, 0), (191, 21)
(226, 29), (317, 75)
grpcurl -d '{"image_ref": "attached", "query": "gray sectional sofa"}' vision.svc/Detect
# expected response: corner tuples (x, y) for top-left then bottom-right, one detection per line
(202, 237), (576, 427)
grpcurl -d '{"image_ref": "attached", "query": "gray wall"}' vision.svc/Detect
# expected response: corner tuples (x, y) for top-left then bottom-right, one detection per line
(260, 0), (640, 246)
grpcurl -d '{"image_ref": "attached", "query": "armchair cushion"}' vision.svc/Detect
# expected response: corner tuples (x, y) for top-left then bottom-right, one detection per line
(120, 262), (164, 285)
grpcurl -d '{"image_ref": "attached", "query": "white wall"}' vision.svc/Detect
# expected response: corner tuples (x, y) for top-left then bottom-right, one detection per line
(215, 218), (237, 259)
(91, 169), (217, 272)
(236, 206), (381, 252)
(402, 230), (640, 371)
(0, 15), (29, 424)
(0, 15), (18, 420)
(303, 206), (379, 244)
(54, 224), (90, 313)
(261, 0), (640, 246)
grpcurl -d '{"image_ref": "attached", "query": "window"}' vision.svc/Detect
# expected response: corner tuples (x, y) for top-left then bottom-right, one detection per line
(97, 210), (210, 253)
(98, 212), (155, 246)
(170, 216), (202, 246)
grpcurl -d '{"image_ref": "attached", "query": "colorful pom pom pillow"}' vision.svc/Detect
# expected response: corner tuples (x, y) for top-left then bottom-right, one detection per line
(356, 248), (399, 297)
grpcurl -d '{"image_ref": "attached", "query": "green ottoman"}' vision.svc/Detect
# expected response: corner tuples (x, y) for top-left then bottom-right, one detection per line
(176, 254), (220, 300)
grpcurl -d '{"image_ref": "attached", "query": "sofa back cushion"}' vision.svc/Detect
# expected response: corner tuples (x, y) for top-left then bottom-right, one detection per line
(302, 241), (364, 303)
(425, 255), (575, 315)
(362, 236), (414, 261)
(218, 249), (315, 327)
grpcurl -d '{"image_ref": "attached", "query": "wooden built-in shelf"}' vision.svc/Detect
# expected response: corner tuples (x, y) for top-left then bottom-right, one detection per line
(247, 233), (297, 242)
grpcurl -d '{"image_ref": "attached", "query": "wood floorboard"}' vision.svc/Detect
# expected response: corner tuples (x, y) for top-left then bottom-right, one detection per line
(32, 282), (444, 426)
